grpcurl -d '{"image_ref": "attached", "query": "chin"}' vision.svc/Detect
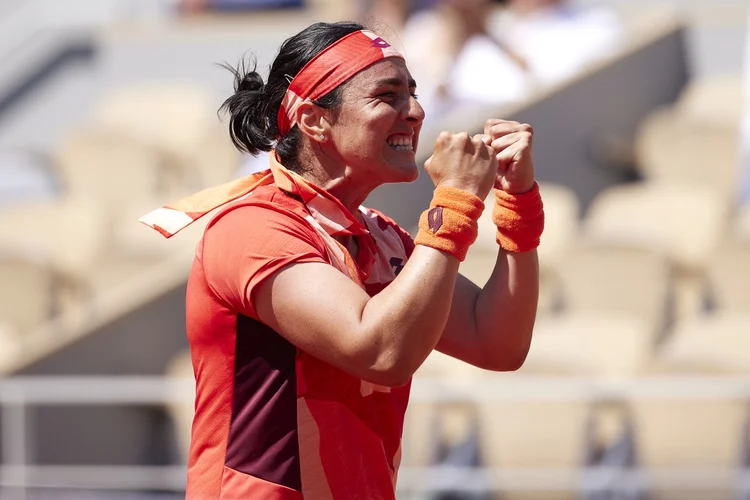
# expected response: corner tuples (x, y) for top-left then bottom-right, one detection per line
(386, 162), (420, 184)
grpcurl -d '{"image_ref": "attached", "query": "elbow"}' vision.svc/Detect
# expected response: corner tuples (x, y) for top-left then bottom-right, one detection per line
(365, 350), (420, 388)
(502, 348), (531, 372)
(370, 368), (414, 388)
(478, 329), (533, 372)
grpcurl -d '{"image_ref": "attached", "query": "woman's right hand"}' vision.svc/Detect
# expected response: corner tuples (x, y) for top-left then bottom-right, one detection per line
(424, 132), (498, 200)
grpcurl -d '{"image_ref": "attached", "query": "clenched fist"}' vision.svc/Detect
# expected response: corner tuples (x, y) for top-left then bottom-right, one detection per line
(424, 131), (498, 200)
(484, 119), (536, 194)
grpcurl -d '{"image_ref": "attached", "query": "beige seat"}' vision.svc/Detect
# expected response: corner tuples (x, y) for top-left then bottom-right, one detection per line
(652, 313), (750, 374)
(404, 351), (485, 468)
(476, 314), (650, 499)
(0, 198), (106, 279)
(521, 313), (652, 379)
(675, 74), (745, 127)
(585, 182), (731, 319)
(0, 322), (22, 372)
(0, 253), (55, 333)
(164, 349), (195, 463)
(0, 199), (102, 272)
(706, 242), (750, 314)
(556, 245), (671, 338)
(54, 127), (163, 210)
(736, 204), (750, 243)
(630, 397), (744, 500)
(90, 82), (238, 191)
(535, 183), (580, 272)
(634, 312), (750, 500)
(476, 376), (591, 500)
(585, 183), (730, 271)
(630, 384), (746, 497)
(634, 106), (740, 195)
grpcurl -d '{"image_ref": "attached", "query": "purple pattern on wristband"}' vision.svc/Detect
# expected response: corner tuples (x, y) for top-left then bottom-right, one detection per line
(427, 207), (444, 233)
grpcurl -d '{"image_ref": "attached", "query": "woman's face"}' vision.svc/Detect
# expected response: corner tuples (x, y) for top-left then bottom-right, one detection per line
(324, 58), (425, 185)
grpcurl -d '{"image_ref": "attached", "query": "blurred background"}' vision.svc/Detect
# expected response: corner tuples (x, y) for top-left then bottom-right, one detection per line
(0, 0), (749, 498)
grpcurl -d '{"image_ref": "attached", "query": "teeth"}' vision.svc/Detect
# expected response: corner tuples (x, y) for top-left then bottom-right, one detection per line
(387, 135), (413, 150)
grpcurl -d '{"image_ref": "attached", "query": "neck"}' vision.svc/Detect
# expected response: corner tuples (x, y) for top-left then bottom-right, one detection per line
(298, 143), (380, 215)
(302, 166), (375, 215)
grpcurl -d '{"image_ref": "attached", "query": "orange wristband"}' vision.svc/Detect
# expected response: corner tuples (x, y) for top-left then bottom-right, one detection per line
(415, 186), (484, 261)
(493, 182), (545, 252)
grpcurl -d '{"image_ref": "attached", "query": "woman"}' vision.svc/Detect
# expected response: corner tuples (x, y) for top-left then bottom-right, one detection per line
(142, 21), (543, 500)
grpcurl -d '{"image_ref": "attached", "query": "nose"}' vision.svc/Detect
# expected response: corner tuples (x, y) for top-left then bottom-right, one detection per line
(403, 95), (425, 124)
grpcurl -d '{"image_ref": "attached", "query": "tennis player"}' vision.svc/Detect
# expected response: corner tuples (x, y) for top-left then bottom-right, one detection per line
(142, 20), (543, 500)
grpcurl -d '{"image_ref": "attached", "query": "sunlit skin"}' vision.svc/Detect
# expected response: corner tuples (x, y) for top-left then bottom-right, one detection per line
(295, 58), (424, 214)
(254, 54), (539, 385)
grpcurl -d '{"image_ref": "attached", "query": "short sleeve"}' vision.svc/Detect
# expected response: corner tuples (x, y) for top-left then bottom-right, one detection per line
(200, 203), (328, 320)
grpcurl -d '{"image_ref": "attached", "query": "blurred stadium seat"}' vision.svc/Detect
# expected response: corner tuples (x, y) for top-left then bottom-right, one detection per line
(522, 313), (652, 379)
(634, 106), (740, 195)
(736, 204), (750, 241)
(476, 381), (590, 500)
(89, 82), (240, 191)
(654, 313), (750, 374)
(535, 183), (581, 272)
(0, 321), (22, 369)
(405, 350), (485, 469)
(706, 242), (750, 313)
(630, 392), (746, 500)
(555, 245), (671, 338)
(54, 127), (164, 208)
(585, 183), (730, 272)
(0, 197), (106, 281)
(675, 73), (745, 127)
(584, 182), (732, 319)
(0, 253), (56, 334)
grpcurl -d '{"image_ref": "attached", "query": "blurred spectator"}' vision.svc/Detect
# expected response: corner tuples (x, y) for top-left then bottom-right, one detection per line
(489, 0), (624, 87)
(175, 0), (303, 14)
(400, 0), (531, 118)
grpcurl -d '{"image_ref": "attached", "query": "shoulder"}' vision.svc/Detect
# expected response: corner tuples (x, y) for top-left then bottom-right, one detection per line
(205, 185), (311, 236)
(202, 186), (328, 259)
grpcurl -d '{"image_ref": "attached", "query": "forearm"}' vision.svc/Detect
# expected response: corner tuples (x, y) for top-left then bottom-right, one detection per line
(359, 245), (460, 379)
(473, 249), (539, 369)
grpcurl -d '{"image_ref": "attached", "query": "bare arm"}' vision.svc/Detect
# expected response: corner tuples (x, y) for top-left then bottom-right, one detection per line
(437, 119), (541, 371)
(254, 133), (498, 387)
(436, 250), (539, 371)
(255, 246), (459, 387)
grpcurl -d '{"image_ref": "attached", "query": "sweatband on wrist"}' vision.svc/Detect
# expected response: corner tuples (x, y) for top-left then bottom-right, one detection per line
(415, 187), (485, 261)
(493, 182), (545, 253)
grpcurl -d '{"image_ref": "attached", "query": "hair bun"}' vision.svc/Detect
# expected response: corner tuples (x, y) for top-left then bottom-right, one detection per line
(237, 71), (265, 94)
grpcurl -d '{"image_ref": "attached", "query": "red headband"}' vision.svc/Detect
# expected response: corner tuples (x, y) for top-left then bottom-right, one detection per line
(277, 30), (404, 137)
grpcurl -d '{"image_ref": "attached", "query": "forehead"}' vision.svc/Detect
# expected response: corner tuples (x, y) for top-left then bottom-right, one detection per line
(345, 58), (415, 89)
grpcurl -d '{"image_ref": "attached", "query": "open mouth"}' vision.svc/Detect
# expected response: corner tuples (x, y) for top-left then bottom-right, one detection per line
(386, 134), (414, 153)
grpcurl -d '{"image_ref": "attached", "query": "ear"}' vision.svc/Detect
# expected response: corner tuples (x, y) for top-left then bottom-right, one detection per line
(295, 101), (332, 143)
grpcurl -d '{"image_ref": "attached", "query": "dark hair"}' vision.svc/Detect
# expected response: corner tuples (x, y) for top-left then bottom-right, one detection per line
(220, 21), (366, 173)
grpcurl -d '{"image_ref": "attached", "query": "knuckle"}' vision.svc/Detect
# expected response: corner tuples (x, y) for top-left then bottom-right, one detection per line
(521, 123), (533, 134)
(456, 132), (470, 142)
(436, 132), (452, 147)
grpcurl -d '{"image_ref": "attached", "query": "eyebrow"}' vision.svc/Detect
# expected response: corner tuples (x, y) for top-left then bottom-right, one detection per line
(374, 77), (417, 88)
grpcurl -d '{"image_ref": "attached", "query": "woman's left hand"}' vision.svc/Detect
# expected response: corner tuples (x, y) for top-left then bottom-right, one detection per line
(484, 119), (536, 194)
